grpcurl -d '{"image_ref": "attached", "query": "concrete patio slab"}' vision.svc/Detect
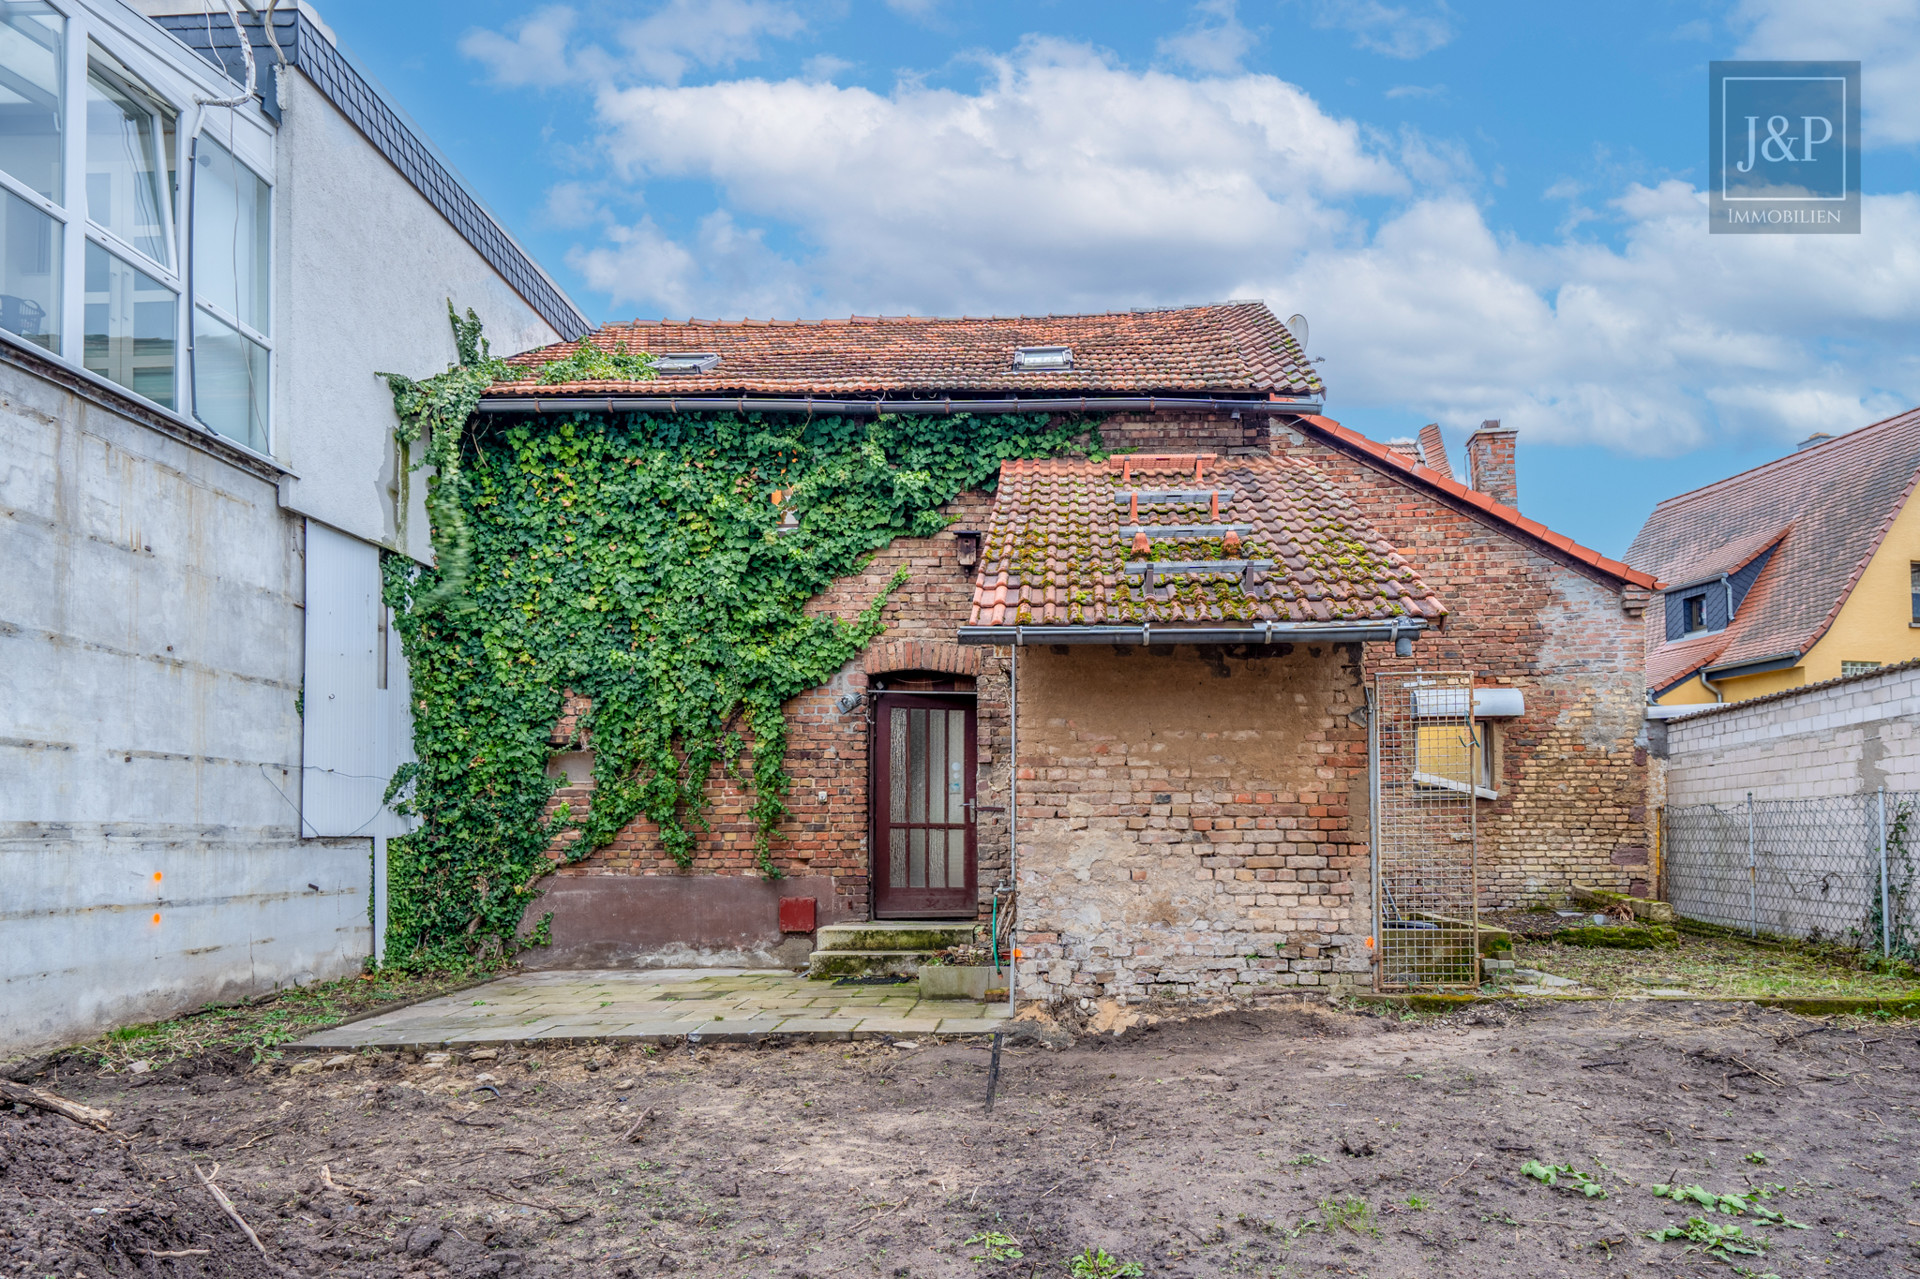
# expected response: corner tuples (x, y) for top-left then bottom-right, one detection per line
(291, 969), (1008, 1049)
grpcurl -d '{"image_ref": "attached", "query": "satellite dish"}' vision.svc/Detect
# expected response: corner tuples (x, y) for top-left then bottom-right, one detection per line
(1286, 313), (1308, 348)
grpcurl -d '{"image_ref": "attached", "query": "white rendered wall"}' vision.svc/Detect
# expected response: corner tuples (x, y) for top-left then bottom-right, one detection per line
(0, 353), (371, 1055)
(271, 68), (563, 564)
(1662, 664), (1920, 807)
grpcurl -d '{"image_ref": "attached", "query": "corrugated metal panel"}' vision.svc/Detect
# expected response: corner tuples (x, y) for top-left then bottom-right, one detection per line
(302, 520), (416, 838)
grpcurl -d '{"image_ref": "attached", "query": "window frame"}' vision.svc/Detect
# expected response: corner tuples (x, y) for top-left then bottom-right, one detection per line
(1413, 719), (1498, 801)
(1682, 593), (1707, 635)
(187, 132), (272, 448)
(0, 0), (274, 450)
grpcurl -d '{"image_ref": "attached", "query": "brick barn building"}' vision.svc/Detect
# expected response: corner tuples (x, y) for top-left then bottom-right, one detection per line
(493, 303), (1655, 999)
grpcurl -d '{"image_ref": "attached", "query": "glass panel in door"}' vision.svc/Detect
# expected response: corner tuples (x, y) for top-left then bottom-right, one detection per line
(874, 693), (976, 917)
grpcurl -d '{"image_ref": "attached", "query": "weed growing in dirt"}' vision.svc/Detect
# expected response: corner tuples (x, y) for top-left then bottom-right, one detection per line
(967, 1232), (1024, 1262)
(70, 967), (481, 1067)
(1647, 1217), (1770, 1264)
(1068, 1247), (1144, 1278)
(1284, 1153), (1329, 1166)
(1288, 1196), (1379, 1239)
(1745, 1150), (1769, 1164)
(1650, 1183), (1808, 1228)
(1519, 1160), (1609, 1198)
(1404, 1195), (1431, 1210)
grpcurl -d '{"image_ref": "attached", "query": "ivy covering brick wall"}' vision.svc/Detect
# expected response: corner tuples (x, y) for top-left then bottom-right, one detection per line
(376, 311), (1103, 966)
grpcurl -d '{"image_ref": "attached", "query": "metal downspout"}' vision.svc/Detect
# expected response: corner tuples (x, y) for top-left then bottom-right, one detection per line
(1007, 642), (1018, 1017)
(1698, 667), (1725, 703)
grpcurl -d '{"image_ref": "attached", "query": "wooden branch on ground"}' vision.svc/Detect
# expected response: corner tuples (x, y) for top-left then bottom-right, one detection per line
(0, 1079), (113, 1131)
(195, 1164), (270, 1259)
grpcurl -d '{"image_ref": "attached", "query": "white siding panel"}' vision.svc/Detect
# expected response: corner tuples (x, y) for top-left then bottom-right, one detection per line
(302, 520), (383, 836)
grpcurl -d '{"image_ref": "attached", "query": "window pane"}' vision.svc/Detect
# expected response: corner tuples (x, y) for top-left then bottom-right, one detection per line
(193, 307), (266, 450)
(87, 70), (173, 267)
(925, 706), (946, 823)
(192, 138), (268, 333)
(0, 3), (64, 202)
(84, 240), (175, 406)
(0, 184), (57, 349)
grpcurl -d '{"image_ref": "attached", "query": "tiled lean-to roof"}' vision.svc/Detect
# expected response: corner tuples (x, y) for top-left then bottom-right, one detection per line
(490, 302), (1322, 398)
(1627, 406), (1920, 689)
(967, 454), (1446, 628)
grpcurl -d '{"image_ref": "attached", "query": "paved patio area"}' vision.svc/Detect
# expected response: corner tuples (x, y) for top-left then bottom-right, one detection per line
(292, 969), (1009, 1050)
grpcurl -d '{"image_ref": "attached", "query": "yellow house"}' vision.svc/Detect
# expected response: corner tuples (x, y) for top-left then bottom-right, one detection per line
(1627, 410), (1920, 707)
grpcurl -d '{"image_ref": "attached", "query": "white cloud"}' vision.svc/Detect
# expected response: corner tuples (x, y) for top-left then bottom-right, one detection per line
(460, 5), (581, 88)
(507, 35), (1920, 456)
(1384, 83), (1445, 99)
(460, 0), (807, 89)
(1306, 0), (1455, 60)
(1158, 0), (1260, 75)
(801, 53), (854, 82)
(571, 211), (812, 320)
(539, 180), (603, 229)
(589, 39), (1401, 313)
(1733, 0), (1920, 146)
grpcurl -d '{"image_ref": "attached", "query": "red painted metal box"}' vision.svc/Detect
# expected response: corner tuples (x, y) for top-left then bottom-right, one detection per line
(778, 896), (816, 934)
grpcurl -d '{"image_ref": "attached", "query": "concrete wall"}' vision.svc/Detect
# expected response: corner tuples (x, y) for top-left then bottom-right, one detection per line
(272, 69), (563, 563)
(1, 343), (371, 1055)
(1011, 643), (1372, 1002)
(1660, 663), (1920, 806)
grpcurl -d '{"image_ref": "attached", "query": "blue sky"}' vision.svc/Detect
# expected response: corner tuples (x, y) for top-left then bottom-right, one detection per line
(313, 0), (1920, 557)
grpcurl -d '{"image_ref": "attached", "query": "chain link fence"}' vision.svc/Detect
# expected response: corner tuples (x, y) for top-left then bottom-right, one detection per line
(1664, 790), (1920, 954)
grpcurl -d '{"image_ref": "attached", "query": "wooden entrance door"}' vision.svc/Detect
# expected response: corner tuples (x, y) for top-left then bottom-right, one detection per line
(874, 694), (977, 918)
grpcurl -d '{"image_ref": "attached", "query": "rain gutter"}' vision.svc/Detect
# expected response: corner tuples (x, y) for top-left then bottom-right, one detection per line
(956, 619), (1428, 651)
(475, 395), (1325, 418)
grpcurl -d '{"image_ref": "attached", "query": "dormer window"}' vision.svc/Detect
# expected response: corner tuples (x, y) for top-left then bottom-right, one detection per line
(1011, 346), (1071, 371)
(655, 352), (720, 374)
(1683, 594), (1706, 634)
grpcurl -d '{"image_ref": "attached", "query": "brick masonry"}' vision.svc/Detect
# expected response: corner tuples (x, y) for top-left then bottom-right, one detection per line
(535, 410), (1650, 992)
(541, 490), (1014, 928)
(1272, 421), (1652, 907)
(1011, 642), (1372, 1002)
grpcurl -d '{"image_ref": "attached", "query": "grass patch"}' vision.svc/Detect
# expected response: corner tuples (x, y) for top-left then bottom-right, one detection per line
(1512, 930), (1920, 999)
(63, 967), (485, 1068)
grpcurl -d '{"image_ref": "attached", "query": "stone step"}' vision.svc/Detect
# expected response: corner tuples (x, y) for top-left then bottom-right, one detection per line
(805, 949), (929, 981)
(812, 922), (979, 954)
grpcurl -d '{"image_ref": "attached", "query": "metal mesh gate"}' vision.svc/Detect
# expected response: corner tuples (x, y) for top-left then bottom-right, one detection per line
(1371, 672), (1479, 990)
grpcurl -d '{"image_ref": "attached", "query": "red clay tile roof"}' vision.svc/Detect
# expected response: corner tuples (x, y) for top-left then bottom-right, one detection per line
(1628, 407), (1920, 688)
(1659, 524), (1790, 590)
(490, 302), (1322, 398)
(1646, 630), (1732, 693)
(968, 454), (1446, 628)
(1299, 416), (1658, 590)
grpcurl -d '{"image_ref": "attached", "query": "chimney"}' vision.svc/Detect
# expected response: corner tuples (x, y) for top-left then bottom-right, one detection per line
(1465, 420), (1519, 509)
(1416, 423), (1452, 479)
(1796, 431), (1833, 452)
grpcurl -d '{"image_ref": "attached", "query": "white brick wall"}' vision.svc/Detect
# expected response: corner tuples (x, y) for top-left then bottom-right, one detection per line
(1664, 665), (1920, 806)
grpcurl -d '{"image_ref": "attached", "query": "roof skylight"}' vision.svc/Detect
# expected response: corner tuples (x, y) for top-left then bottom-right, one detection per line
(654, 352), (721, 374)
(1011, 346), (1072, 371)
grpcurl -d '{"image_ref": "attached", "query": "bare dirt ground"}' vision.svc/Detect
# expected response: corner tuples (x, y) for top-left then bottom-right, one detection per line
(7, 998), (1920, 1279)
